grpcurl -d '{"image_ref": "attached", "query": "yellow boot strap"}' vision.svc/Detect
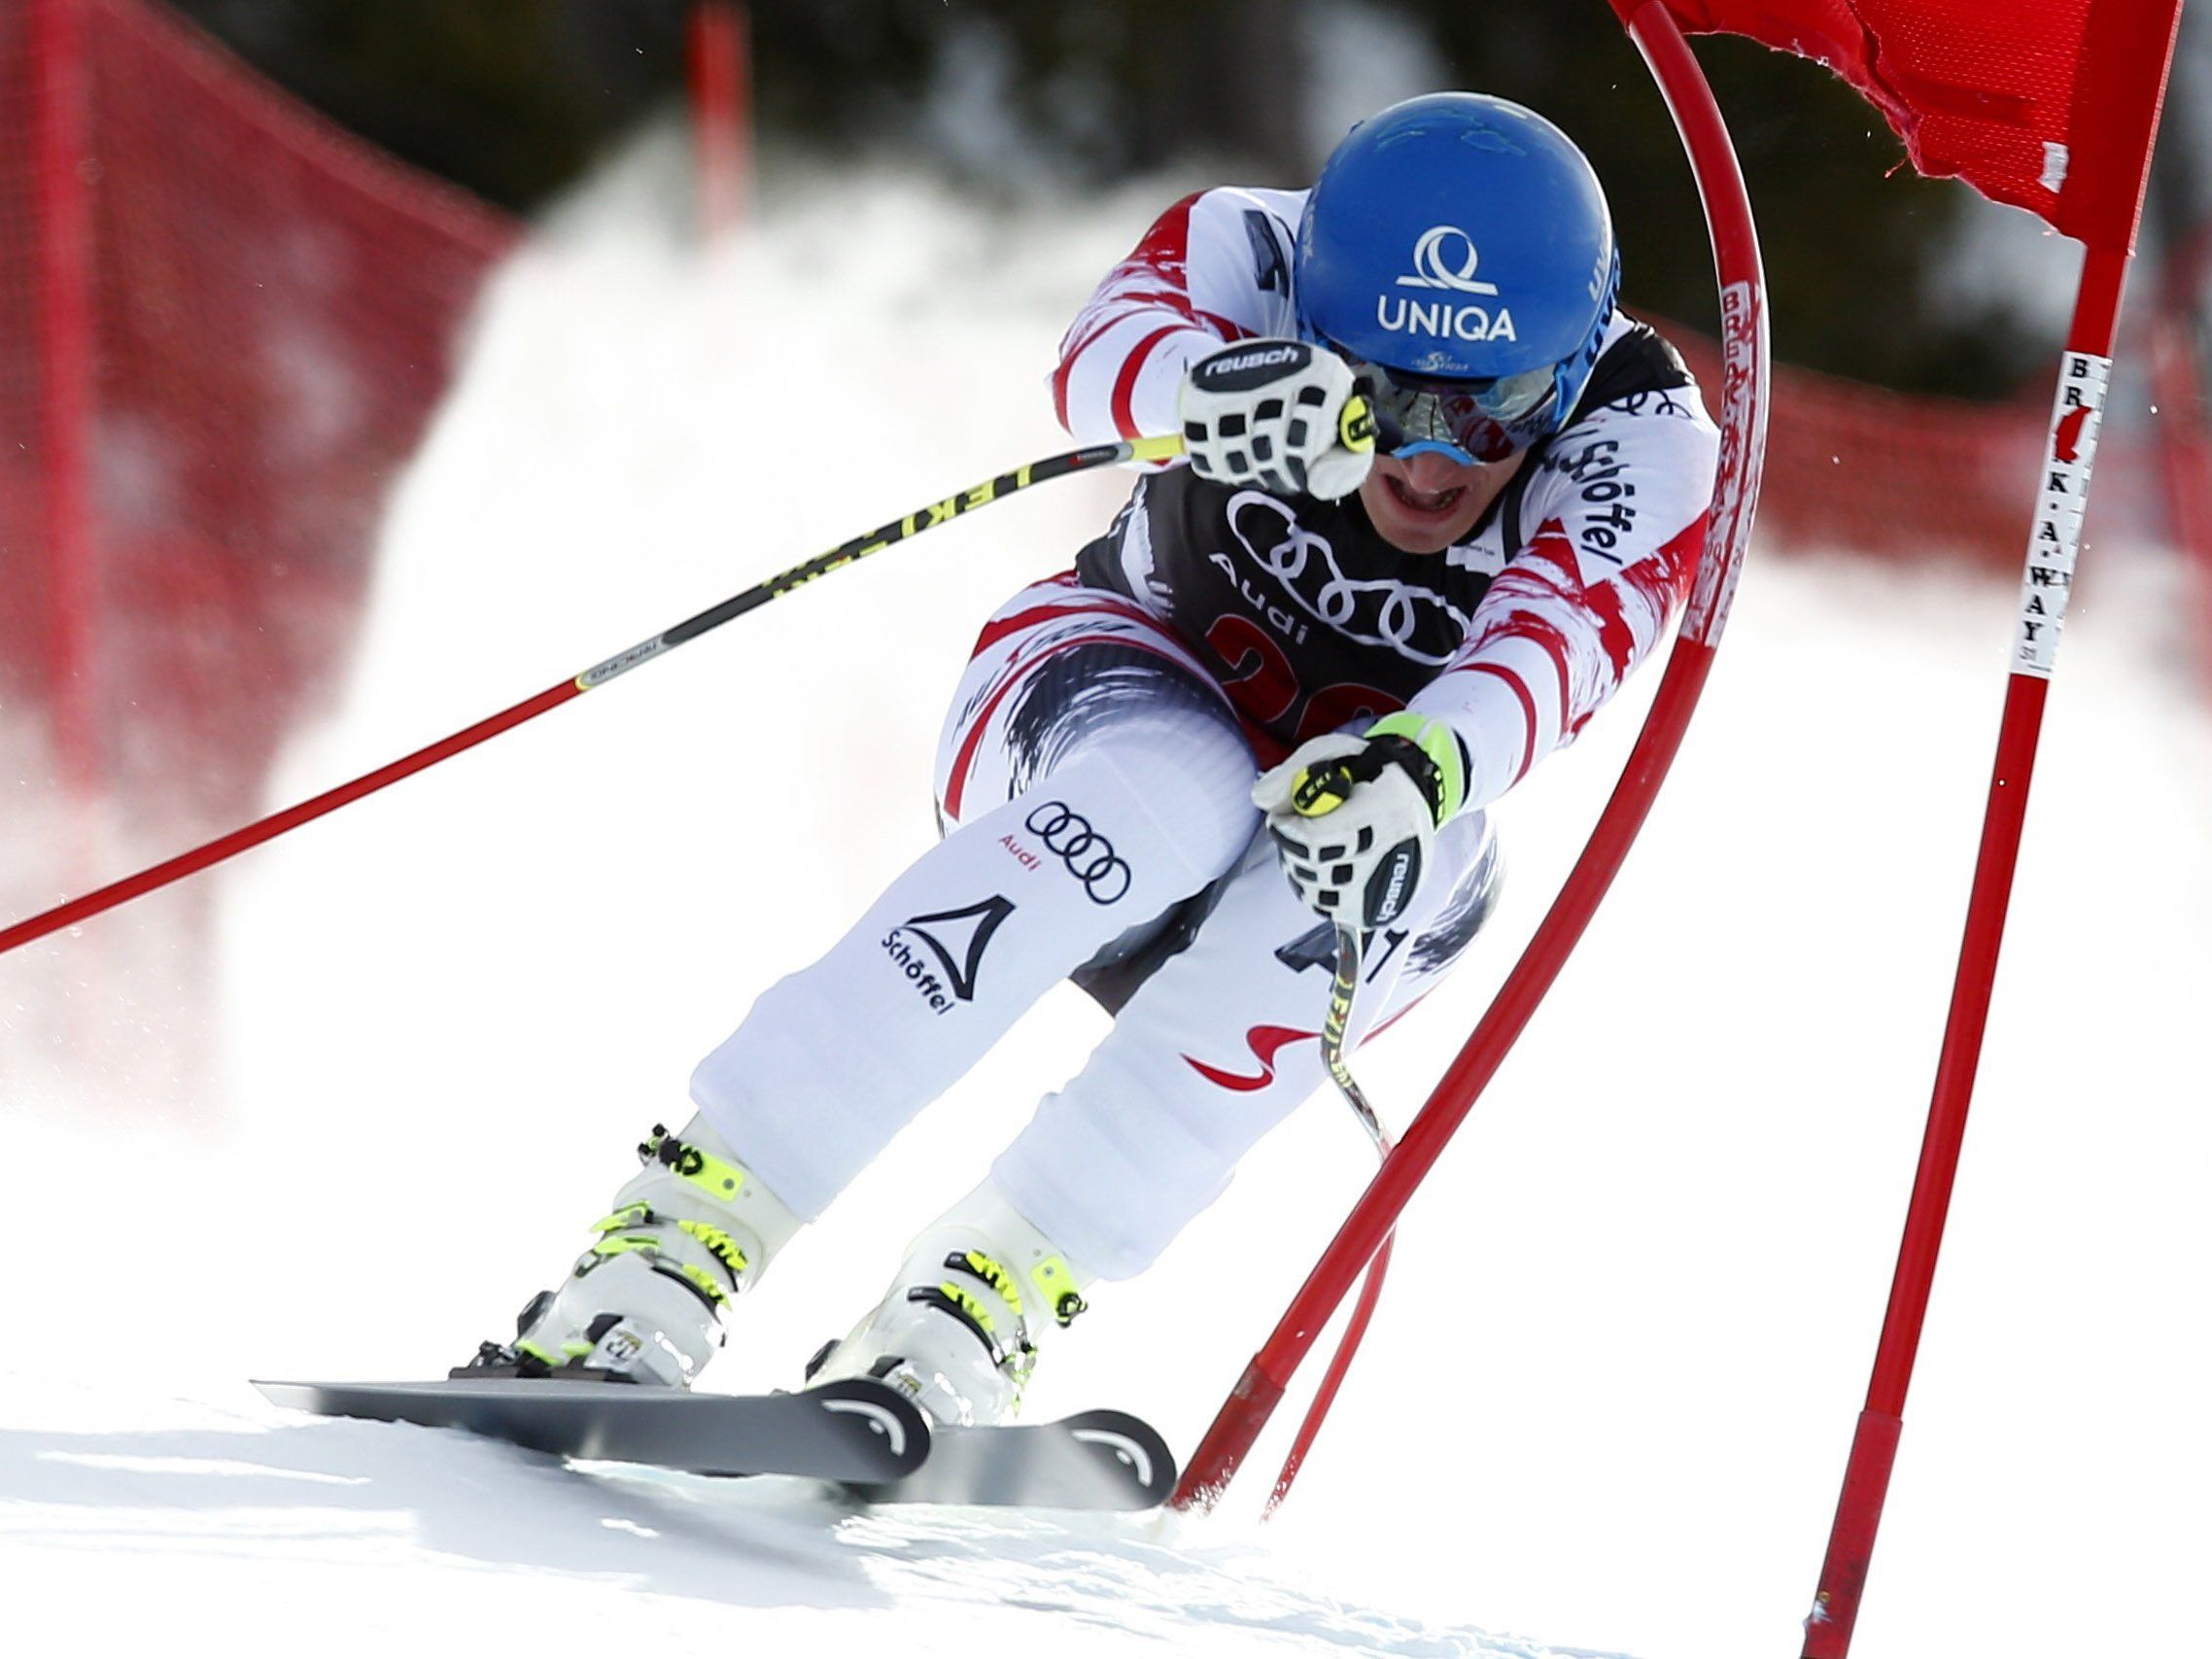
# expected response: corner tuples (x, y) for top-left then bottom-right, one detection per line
(678, 1219), (749, 1279)
(590, 1216), (745, 1290)
(639, 1124), (750, 1206)
(1028, 1255), (1087, 1328)
(955, 1250), (1023, 1318)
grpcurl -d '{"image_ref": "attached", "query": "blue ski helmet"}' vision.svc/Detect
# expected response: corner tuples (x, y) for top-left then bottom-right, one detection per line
(1296, 92), (1619, 463)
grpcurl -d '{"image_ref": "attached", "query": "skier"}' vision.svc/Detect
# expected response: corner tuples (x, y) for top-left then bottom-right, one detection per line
(480, 92), (1719, 1425)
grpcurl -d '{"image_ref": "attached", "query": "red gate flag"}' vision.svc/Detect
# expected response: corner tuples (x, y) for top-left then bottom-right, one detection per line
(1647, 0), (2183, 252)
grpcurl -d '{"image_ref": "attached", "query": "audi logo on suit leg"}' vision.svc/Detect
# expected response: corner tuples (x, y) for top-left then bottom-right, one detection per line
(1024, 802), (1133, 905)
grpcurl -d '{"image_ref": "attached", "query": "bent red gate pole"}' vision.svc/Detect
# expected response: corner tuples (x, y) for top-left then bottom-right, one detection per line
(1171, 0), (1770, 1510)
(1799, 4), (2183, 1649)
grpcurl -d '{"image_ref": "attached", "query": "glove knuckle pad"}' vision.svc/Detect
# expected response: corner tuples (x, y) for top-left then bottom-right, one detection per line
(1181, 339), (1372, 498)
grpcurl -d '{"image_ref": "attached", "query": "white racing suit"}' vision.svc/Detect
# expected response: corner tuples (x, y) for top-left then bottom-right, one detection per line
(690, 185), (1719, 1281)
(694, 574), (1500, 1277)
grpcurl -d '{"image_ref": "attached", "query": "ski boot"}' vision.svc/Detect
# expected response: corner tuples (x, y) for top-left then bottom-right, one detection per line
(806, 1183), (1091, 1426)
(465, 1119), (803, 1387)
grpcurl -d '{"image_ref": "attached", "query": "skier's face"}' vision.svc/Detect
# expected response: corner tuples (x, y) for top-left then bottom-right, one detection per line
(1359, 447), (1526, 554)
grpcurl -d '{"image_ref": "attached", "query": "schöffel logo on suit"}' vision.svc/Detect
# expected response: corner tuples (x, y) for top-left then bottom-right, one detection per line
(881, 896), (1015, 1012)
(1381, 225), (1516, 343)
(1024, 802), (1131, 905)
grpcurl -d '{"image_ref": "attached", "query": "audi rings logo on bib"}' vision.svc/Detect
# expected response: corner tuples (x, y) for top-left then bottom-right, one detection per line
(1226, 492), (1473, 666)
(1380, 225), (1515, 343)
(1024, 802), (1131, 905)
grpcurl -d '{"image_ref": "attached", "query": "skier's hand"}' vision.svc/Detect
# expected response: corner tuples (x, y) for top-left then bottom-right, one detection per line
(1252, 714), (1467, 929)
(1179, 339), (1378, 501)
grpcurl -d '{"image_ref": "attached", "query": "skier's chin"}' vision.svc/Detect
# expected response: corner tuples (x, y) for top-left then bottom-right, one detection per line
(1360, 452), (1519, 554)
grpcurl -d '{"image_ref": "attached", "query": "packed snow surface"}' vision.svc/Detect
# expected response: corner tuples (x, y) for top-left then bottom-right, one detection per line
(6, 136), (2209, 1657)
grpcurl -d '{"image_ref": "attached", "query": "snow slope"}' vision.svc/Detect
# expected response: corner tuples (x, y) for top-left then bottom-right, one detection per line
(6, 134), (2208, 1658)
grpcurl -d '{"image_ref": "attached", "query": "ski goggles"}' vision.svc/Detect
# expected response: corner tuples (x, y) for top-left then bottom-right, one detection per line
(1332, 355), (1561, 466)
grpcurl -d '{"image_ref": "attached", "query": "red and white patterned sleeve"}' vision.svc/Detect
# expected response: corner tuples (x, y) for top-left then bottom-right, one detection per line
(1051, 186), (1308, 451)
(1408, 399), (1720, 811)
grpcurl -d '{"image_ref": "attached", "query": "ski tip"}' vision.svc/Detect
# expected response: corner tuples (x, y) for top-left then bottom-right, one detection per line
(802, 1376), (933, 1476)
(251, 1379), (321, 1412)
(848, 1405), (1178, 1510)
(1061, 1408), (1179, 1508)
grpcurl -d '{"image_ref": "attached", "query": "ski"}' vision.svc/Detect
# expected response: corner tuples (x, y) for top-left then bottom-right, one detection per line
(251, 1373), (930, 1484)
(253, 1375), (1176, 1509)
(848, 1407), (1176, 1510)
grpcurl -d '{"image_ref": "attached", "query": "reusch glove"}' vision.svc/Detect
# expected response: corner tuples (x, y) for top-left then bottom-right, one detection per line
(1179, 339), (1378, 501)
(1252, 713), (1468, 929)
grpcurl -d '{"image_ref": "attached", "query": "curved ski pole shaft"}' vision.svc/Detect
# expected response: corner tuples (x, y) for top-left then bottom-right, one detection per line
(1, 433), (1186, 960)
(1321, 924), (1385, 1150)
(1267, 923), (1395, 1514)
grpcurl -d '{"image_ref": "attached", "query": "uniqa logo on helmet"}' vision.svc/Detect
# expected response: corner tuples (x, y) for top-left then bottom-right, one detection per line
(1376, 225), (1518, 344)
(1295, 91), (1618, 426)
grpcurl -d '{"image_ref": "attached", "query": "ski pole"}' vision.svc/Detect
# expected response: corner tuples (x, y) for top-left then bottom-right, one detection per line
(1265, 920), (1396, 1514)
(1, 432), (1186, 959)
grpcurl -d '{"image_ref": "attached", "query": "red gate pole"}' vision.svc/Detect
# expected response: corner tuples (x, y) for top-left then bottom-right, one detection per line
(1171, 0), (1770, 1511)
(1798, 250), (2132, 1659)
(29, 0), (100, 801)
(686, 2), (750, 241)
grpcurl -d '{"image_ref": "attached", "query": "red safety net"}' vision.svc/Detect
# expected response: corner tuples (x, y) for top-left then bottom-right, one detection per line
(1653, 321), (2056, 567)
(0, 0), (517, 833)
